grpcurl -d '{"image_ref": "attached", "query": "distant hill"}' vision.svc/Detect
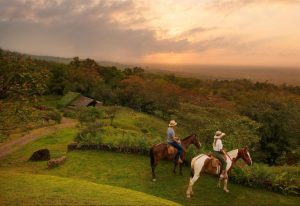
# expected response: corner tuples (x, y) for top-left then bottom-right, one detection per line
(28, 53), (133, 69)
(143, 64), (300, 86)
(3, 48), (299, 85)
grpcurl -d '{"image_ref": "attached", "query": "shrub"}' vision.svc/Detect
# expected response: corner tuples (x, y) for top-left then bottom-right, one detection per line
(231, 163), (300, 195)
(46, 110), (62, 123)
(0, 133), (8, 143)
(77, 107), (103, 126)
(63, 110), (78, 119)
(75, 123), (104, 144)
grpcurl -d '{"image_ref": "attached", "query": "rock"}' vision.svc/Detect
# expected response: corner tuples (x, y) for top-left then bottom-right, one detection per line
(47, 156), (67, 168)
(29, 149), (50, 161)
(67, 142), (78, 151)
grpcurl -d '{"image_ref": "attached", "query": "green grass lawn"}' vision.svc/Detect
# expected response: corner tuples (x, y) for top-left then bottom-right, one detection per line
(0, 172), (178, 206)
(0, 128), (299, 205)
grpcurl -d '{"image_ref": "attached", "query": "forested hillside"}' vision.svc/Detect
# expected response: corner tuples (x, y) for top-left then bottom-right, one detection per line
(1, 48), (300, 165)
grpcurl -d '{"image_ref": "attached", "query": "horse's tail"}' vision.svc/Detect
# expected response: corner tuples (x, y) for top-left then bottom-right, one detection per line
(150, 147), (155, 166)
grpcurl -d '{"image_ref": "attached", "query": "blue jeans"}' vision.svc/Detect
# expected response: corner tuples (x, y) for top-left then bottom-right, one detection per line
(168, 141), (183, 162)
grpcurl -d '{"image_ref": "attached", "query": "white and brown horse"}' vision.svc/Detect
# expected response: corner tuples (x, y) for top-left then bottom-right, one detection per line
(186, 147), (252, 198)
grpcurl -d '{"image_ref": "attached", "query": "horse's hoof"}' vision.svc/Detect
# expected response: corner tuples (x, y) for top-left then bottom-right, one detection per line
(187, 195), (191, 199)
(152, 178), (156, 182)
(223, 189), (229, 193)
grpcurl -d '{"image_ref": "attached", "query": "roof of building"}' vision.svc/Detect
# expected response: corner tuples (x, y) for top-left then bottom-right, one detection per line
(70, 95), (95, 106)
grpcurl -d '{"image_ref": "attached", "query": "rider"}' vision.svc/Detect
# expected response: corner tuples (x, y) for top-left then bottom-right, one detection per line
(167, 120), (183, 164)
(212, 131), (228, 179)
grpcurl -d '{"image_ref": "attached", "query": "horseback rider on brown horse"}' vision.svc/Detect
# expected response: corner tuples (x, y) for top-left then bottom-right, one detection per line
(150, 120), (201, 181)
(167, 120), (184, 164)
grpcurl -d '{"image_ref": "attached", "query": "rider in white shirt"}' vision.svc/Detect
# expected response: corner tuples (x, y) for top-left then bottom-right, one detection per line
(212, 131), (228, 179)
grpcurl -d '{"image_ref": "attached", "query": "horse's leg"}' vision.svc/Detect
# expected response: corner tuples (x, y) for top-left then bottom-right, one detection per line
(186, 173), (200, 198)
(217, 166), (222, 188)
(179, 162), (183, 175)
(152, 163), (157, 181)
(223, 177), (229, 193)
(173, 161), (177, 173)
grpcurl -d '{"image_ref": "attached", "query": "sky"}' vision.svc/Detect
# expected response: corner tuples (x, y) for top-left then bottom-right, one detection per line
(0, 0), (300, 67)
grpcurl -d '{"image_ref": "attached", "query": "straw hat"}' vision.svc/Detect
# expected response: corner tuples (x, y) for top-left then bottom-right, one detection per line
(214, 131), (225, 139)
(169, 120), (177, 127)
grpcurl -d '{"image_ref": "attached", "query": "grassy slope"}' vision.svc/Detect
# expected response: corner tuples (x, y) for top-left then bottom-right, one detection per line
(102, 106), (188, 142)
(0, 172), (178, 206)
(0, 128), (299, 205)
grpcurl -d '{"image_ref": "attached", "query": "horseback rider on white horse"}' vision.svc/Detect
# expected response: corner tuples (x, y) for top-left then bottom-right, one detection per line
(212, 131), (228, 179)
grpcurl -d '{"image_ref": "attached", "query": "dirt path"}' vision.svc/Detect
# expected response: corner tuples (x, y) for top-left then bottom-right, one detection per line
(0, 117), (77, 159)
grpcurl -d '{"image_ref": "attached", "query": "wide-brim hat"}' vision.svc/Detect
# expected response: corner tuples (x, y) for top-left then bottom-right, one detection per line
(169, 120), (177, 127)
(214, 131), (225, 139)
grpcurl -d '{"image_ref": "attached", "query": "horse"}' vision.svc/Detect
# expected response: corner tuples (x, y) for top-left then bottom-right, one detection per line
(186, 147), (252, 198)
(150, 134), (201, 181)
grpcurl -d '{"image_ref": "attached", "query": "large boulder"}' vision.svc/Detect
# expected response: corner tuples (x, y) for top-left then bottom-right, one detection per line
(29, 149), (50, 161)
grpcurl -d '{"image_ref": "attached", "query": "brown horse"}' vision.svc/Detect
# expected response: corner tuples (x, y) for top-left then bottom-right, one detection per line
(150, 134), (201, 181)
(186, 147), (252, 197)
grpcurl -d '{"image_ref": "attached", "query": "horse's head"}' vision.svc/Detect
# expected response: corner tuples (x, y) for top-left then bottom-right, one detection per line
(238, 147), (252, 166)
(191, 134), (201, 149)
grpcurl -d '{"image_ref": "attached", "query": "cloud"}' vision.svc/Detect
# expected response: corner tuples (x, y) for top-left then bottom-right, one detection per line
(0, 0), (193, 61)
(0, 0), (296, 66)
(207, 0), (300, 14)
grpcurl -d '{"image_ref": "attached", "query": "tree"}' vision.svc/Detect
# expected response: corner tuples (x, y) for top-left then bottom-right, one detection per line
(237, 91), (300, 165)
(78, 107), (103, 127)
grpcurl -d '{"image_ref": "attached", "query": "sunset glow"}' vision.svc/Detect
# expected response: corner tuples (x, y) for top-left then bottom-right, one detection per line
(0, 0), (299, 67)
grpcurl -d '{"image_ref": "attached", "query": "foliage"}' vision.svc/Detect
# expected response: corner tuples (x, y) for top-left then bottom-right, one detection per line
(45, 110), (62, 123)
(231, 163), (300, 195)
(57, 92), (81, 108)
(75, 122), (105, 144)
(0, 133), (8, 143)
(118, 76), (181, 118)
(47, 64), (68, 95)
(1, 48), (300, 166)
(237, 92), (300, 165)
(174, 103), (261, 151)
(64, 58), (105, 98)
(77, 107), (103, 126)
(0, 49), (48, 100)
(62, 110), (78, 119)
(0, 101), (40, 132)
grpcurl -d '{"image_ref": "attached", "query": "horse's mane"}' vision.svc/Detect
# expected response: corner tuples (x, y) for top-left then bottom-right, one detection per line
(182, 133), (196, 141)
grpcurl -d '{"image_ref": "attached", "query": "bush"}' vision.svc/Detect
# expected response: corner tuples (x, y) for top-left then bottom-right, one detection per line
(76, 123), (104, 144)
(46, 110), (62, 123)
(78, 107), (103, 126)
(0, 133), (8, 143)
(231, 163), (300, 195)
(63, 110), (78, 119)
(75, 124), (151, 151)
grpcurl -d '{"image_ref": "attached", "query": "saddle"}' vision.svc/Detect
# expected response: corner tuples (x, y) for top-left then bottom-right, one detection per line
(206, 153), (222, 175)
(167, 144), (177, 155)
